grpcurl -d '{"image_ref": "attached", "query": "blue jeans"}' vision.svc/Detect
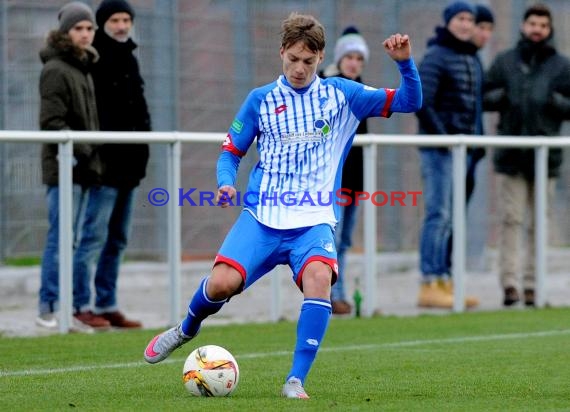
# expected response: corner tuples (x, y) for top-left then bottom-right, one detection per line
(419, 149), (452, 278)
(93, 188), (136, 313)
(73, 186), (135, 312)
(332, 201), (359, 301)
(39, 184), (89, 315)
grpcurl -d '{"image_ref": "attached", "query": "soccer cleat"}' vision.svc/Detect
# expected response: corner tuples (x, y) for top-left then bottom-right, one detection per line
(144, 324), (194, 364)
(281, 377), (310, 399)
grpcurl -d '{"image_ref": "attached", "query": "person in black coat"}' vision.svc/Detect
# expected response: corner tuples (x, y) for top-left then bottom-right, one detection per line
(73, 0), (151, 328)
(483, 4), (570, 307)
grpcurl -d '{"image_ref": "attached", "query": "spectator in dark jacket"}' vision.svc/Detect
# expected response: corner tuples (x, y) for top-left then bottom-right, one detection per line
(415, 1), (481, 309)
(483, 3), (570, 307)
(37, 1), (107, 332)
(72, 0), (151, 328)
(466, 4), (495, 203)
(319, 26), (369, 315)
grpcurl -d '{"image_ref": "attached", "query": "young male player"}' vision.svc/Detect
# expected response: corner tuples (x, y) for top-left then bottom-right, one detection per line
(144, 12), (422, 399)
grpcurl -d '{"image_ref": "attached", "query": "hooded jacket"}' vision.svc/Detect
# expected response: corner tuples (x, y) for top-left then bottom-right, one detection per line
(39, 30), (101, 186)
(484, 35), (570, 179)
(416, 27), (482, 139)
(91, 30), (150, 189)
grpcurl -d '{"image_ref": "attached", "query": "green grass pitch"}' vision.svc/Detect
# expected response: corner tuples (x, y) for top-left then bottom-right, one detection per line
(1, 308), (569, 411)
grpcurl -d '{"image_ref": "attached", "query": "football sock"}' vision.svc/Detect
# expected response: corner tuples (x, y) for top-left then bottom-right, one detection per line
(180, 276), (226, 336)
(287, 298), (332, 385)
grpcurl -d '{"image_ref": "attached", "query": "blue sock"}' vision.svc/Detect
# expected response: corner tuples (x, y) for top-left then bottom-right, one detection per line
(286, 298), (332, 385)
(180, 277), (226, 336)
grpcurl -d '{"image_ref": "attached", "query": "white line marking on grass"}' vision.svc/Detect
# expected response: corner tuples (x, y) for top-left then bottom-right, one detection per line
(2, 328), (569, 378)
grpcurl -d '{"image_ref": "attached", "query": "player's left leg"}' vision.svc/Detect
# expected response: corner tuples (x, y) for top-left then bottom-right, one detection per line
(282, 224), (337, 399)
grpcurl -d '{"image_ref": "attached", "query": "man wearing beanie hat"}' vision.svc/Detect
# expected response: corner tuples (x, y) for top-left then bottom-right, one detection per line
(473, 4), (495, 49)
(37, 1), (110, 332)
(72, 0), (150, 329)
(415, 1), (481, 309)
(320, 26), (370, 315)
(443, 1), (476, 26)
(96, 0), (135, 37)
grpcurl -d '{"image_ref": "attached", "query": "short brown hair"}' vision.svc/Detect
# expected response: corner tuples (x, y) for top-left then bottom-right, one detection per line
(280, 12), (325, 53)
(523, 3), (552, 23)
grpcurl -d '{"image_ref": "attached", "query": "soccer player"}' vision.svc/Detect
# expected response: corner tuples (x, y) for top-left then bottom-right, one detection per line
(144, 12), (421, 399)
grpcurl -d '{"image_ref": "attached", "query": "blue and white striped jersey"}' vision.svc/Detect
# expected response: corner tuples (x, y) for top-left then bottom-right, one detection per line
(218, 58), (421, 229)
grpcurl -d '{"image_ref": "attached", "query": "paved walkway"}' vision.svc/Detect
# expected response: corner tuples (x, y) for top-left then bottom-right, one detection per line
(1, 251), (569, 337)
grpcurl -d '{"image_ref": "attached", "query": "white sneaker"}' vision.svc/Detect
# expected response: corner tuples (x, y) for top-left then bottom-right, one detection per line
(35, 313), (58, 329)
(70, 317), (95, 334)
(281, 377), (309, 399)
(36, 313), (94, 334)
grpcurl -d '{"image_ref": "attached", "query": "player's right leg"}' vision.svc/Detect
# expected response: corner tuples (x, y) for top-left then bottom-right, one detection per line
(144, 267), (241, 364)
(144, 211), (273, 364)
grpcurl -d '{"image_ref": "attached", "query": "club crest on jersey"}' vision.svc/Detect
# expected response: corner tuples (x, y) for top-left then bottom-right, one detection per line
(314, 118), (331, 136)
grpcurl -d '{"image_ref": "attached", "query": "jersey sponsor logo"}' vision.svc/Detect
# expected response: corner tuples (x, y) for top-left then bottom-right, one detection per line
(274, 104), (287, 114)
(314, 118), (331, 136)
(230, 118), (244, 134)
(280, 131), (323, 143)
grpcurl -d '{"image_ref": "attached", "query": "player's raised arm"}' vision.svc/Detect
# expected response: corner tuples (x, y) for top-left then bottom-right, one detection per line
(382, 33), (422, 113)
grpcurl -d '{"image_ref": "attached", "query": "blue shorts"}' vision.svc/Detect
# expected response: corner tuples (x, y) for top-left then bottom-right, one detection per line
(215, 211), (338, 291)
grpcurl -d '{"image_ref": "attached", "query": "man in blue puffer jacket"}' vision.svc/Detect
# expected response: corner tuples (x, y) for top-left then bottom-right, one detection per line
(415, 1), (481, 309)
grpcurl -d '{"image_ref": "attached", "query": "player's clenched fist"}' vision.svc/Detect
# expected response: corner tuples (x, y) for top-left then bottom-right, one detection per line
(382, 33), (412, 61)
(216, 185), (237, 208)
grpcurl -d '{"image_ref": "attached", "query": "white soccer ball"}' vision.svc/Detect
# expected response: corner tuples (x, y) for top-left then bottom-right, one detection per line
(182, 345), (240, 397)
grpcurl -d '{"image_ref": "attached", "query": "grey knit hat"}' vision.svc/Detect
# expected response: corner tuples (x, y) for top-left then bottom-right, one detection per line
(334, 26), (369, 66)
(58, 1), (95, 33)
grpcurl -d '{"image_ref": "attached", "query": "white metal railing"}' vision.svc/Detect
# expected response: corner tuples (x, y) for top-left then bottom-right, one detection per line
(2, 131), (569, 332)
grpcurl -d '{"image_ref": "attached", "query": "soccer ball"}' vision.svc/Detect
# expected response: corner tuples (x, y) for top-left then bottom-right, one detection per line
(182, 345), (239, 397)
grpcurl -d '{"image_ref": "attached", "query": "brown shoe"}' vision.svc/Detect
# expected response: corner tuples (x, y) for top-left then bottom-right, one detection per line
(523, 289), (535, 307)
(503, 287), (520, 306)
(331, 300), (352, 315)
(100, 311), (142, 328)
(74, 311), (111, 330)
(438, 280), (479, 308)
(418, 281), (453, 308)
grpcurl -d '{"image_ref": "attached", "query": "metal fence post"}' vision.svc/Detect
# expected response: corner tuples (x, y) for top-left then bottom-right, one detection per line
(167, 138), (182, 325)
(58, 136), (73, 333)
(452, 143), (467, 312)
(535, 145), (548, 308)
(363, 142), (377, 317)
